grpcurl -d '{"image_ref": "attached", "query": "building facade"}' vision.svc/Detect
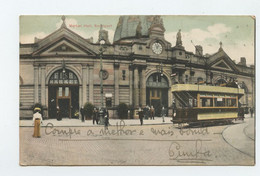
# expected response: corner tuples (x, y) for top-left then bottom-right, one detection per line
(19, 16), (255, 119)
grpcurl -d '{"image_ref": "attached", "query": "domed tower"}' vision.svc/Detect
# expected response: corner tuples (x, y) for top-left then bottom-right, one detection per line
(113, 16), (162, 43)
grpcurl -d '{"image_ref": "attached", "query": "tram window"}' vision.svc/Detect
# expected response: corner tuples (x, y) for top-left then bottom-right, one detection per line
(227, 99), (237, 107)
(194, 98), (197, 107)
(214, 98), (226, 107)
(200, 98), (213, 107)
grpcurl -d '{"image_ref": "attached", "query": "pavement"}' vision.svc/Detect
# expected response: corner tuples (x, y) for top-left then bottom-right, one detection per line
(19, 114), (255, 165)
(19, 116), (173, 127)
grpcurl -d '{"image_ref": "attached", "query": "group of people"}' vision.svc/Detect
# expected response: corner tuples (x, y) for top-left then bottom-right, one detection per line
(142, 105), (155, 120)
(80, 106), (109, 129)
(138, 105), (167, 125)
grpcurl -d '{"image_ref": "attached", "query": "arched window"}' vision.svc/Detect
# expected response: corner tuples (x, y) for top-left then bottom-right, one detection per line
(146, 73), (169, 88)
(197, 77), (203, 83)
(49, 69), (79, 85)
(215, 78), (227, 86)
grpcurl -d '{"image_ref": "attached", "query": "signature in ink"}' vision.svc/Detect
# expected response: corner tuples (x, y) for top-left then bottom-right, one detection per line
(168, 139), (212, 163)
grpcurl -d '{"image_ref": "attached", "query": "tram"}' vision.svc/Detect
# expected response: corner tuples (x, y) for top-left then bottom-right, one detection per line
(171, 84), (244, 125)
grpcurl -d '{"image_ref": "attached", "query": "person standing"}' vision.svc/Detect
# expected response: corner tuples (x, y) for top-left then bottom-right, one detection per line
(150, 106), (155, 120)
(80, 106), (85, 122)
(56, 106), (62, 121)
(32, 108), (43, 138)
(95, 108), (99, 124)
(104, 108), (109, 130)
(250, 107), (254, 118)
(138, 107), (144, 125)
(146, 105), (150, 120)
(161, 106), (166, 122)
(93, 108), (98, 125)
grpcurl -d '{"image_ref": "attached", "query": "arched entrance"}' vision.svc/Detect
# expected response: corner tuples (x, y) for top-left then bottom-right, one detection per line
(146, 73), (169, 116)
(48, 69), (79, 118)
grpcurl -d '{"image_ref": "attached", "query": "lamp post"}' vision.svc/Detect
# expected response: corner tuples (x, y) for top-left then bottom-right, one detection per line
(157, 62), (164, 77)
(99, 39), (106, 124)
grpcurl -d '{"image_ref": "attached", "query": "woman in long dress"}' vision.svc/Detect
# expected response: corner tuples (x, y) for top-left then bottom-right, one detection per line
(32, 108), (43, 138)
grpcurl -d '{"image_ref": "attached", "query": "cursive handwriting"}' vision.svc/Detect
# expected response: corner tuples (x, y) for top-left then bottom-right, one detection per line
(99, 120), (137, 136)
(45, 123), (81, 139)
(150, 127), (174, 136)
(178, 125), (209, 136)
(169, 140), (211, 161)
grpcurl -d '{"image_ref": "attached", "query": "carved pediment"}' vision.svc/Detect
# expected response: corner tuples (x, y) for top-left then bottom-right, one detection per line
(50, 43), (78, 53)
(33, 38), (96, 56)
(211, 60), (233, 71)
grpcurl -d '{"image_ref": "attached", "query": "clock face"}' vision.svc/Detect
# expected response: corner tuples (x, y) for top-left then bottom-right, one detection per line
(152, 42), (163, 54)
(99, 70), (109, 80)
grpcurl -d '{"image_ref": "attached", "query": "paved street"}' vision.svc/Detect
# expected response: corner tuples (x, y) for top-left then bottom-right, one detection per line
(20, 116), (255, 166)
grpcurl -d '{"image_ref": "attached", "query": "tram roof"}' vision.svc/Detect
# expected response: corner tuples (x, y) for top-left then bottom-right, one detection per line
(171, 84), (244, 95)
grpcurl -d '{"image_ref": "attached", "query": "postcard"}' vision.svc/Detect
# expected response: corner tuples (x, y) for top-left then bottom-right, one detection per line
(19, 15), (255, 166)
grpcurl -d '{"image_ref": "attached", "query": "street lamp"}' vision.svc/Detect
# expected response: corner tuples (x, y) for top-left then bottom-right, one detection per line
(157, 62), (164, 77)
(99, 39), (106, 124)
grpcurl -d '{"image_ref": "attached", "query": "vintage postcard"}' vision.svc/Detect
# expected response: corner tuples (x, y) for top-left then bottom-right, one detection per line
(19, 15), (255, 166)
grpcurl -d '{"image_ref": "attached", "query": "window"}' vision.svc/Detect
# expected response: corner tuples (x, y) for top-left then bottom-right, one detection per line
(122, 70), (126, 80)
(153, 74), (157, 82)
(200, 98), (213, 107)
(58, 87), (63, 97)
(214, 98), (226, 107)
(65, 87), (69, 97)
(226, 98), (237, 107)
(49, 69), (78, 85)
(106, 97), (112, 107)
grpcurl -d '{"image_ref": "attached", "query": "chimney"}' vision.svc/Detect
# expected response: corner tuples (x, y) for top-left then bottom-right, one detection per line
(195, 45), (203, 56)
(239, 57), (247, 66)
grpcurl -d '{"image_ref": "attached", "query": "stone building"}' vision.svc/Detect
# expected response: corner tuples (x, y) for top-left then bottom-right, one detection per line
(19, 15), (255, 119)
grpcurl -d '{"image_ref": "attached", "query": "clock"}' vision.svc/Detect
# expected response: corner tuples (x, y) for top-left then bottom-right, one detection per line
(152, 42), (163, 54)
(99, 70), (109, 80)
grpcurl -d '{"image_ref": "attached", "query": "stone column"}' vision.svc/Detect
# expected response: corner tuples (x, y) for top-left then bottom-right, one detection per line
(40, 65), (46, 106)
(79, 86), (83, 108)
(134, 66), (139, 107)
(88, 65), (94, 104)
(114, 63), (120, 106)
(140, 67), (146, 107)
(34, 64), (39, 103)
(82, 65), (87, 104)
(129, 65), (133, 105)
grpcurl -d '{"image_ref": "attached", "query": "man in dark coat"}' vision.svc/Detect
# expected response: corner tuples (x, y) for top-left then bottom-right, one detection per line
(138, 107), (144, 125)
(93, 108), (99, 124)
(104, 108), (109, 130)
(80, 106), (85, 122)
(57, 106), (62, 121)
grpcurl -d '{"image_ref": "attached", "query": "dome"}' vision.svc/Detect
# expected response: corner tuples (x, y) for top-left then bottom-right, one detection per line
(113, 16), (156, 43)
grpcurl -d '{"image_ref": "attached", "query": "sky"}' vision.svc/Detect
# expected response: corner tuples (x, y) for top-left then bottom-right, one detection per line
(20, 15), (255, 65)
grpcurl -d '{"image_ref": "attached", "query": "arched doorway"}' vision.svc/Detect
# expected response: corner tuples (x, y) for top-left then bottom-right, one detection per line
(48, 69), (79, 118)
(146, 73), (169, 116)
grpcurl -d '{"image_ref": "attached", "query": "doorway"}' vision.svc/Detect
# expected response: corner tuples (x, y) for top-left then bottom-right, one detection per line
(146, 73), (169, 116)
(48, 69), (79, 119)
(58, 99), (70, 117)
